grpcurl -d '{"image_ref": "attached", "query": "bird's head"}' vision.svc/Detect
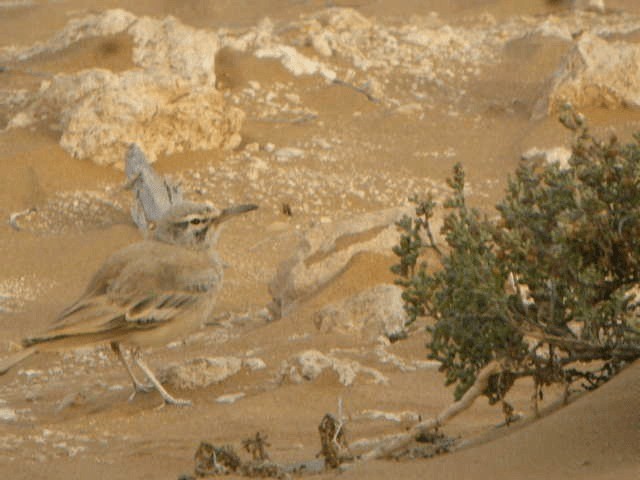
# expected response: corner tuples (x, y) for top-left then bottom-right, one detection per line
(151, 201), (257, 249)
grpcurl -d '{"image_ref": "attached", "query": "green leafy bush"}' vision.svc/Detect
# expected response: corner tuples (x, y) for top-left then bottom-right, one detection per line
(393, 110), (640, 403)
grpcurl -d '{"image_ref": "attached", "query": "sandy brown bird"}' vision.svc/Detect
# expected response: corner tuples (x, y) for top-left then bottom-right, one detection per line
(0, 201), (257, 406)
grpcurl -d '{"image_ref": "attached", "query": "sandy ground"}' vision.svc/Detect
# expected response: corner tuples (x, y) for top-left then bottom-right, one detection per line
(0, 1), (639, 479)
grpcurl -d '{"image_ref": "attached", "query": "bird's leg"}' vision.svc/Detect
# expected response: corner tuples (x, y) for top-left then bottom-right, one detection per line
(110, 342), (154, 399)
(132, 350), (192, 407)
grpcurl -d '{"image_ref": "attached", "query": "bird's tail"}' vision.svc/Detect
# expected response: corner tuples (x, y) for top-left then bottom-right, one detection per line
(0, 347), (37, 375)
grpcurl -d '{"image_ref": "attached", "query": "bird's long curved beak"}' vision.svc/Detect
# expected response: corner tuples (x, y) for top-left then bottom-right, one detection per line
(215, 204), (258, 224)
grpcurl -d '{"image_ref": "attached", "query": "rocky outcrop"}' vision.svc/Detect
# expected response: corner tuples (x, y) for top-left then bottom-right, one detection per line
(158, 356), (263, 390)
(4, 10), (244, 167)
(313, 284), (408, 340)
(534, 34), (640, 118)
(278, 350), (387, 387)
(521, 146), (572, 169)
(268, 207), (413, 318)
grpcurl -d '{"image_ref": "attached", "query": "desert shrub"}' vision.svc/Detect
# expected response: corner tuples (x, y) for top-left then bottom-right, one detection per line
(393, 109), (640, 402)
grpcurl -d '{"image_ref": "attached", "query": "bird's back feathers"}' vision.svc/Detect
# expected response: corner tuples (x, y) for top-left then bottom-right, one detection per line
(22, 241), (222, 348)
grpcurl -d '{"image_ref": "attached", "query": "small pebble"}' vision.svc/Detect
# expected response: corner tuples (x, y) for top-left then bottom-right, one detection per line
(243, 358), (266, 371)
(0, 407), (18, 423)
(215, 392), (245, 404)
(244, 142), (260, 153)
(275, 147), (304, 161)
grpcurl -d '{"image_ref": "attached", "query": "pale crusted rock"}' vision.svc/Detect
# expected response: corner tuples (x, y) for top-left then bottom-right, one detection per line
(246, 157), (269, 182)
(355, 409), (420, 424)
(395, 103), (423, 115)
(274, 147), (305, 161)
(215, 392), (246, 404)
(255, 44), (336, 81)
(521, 146), (572, 169)
(0, 276), (45, 313)
(313, 284), (408, 340)
(374, 345), (441, 372)
(269, 207), (414, 318)
(308, 8), (380, 71)
(279, 350), (387, 387)
(213, 7), (640, 107)
(310, 32), (333, 57)
(127, 15), (218, 85)
(159, 357), (242, 390)
(534, 34), (640, 118)
(0, 1), (36, 10)
(0, 9), (137, 62)
(5, 11), (244, 167)
(243, 357), (267, 371)
(0, 407), (18, 423)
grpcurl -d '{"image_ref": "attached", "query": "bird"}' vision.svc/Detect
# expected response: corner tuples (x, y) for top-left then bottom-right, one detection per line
(0, 200), (257, 406)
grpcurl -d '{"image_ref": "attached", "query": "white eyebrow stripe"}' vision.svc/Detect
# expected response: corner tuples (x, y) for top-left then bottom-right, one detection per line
(184, 214), (207, 221)
(181, 213), (216, 225)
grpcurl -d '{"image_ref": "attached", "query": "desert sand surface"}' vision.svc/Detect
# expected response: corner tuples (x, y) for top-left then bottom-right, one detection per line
(0, 1), (639, 479)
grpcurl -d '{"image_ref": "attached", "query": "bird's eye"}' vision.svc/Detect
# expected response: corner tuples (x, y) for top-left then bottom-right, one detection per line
(190, 218), (201, 225)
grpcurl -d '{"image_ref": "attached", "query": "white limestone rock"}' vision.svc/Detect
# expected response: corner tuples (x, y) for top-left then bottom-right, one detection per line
(310, 32), (333, 57)
(215, 392), (246, 404)
(4, 10), (244, 167)
(534, 34), (640, 118)
(274, 147), (305, 161)
(313, 284), (408, 340)
(0, 1), (36, 10)
(269, 206), (416, 318)
(355, 409), (420, 424)
(243, 357), (267, 371)
(0, 407), (18, 423)
(521, 146), (572, 169)
(159, 357), (243, 390)
(0, 9), (137, 62)
(255, 45), (336, 81)
(279, 350), (387, 387)
(374, 345), (441, 372)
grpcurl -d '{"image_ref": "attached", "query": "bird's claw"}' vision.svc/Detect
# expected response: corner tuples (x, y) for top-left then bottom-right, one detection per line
(155, 397), (192, 409)
(134, 381), (155, 393)
(127, 381), (155, 401)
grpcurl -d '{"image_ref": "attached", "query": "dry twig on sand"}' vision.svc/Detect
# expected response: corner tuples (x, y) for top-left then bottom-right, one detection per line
(355, 360), (501, 464)
(180, 362), (502, 478)
(318, 413), (353, 469)
(243, 432), (271, 461)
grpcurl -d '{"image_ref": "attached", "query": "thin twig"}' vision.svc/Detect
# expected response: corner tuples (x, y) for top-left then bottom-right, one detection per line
(332, 78), (381, 104)
(0, 66), (53, 78)
(424, 220), (443, 257)
(249, 114), (318, 124)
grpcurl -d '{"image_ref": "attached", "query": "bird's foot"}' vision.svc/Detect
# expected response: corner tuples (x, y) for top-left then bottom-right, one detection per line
(154, 395), (192, 409)
(132, 354), (192, 407)
(134, 381), (155, 393)
(127, 381), (155, 401)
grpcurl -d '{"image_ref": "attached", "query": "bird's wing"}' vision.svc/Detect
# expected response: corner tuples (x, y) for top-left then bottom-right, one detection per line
(24, 242), (220, 346)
